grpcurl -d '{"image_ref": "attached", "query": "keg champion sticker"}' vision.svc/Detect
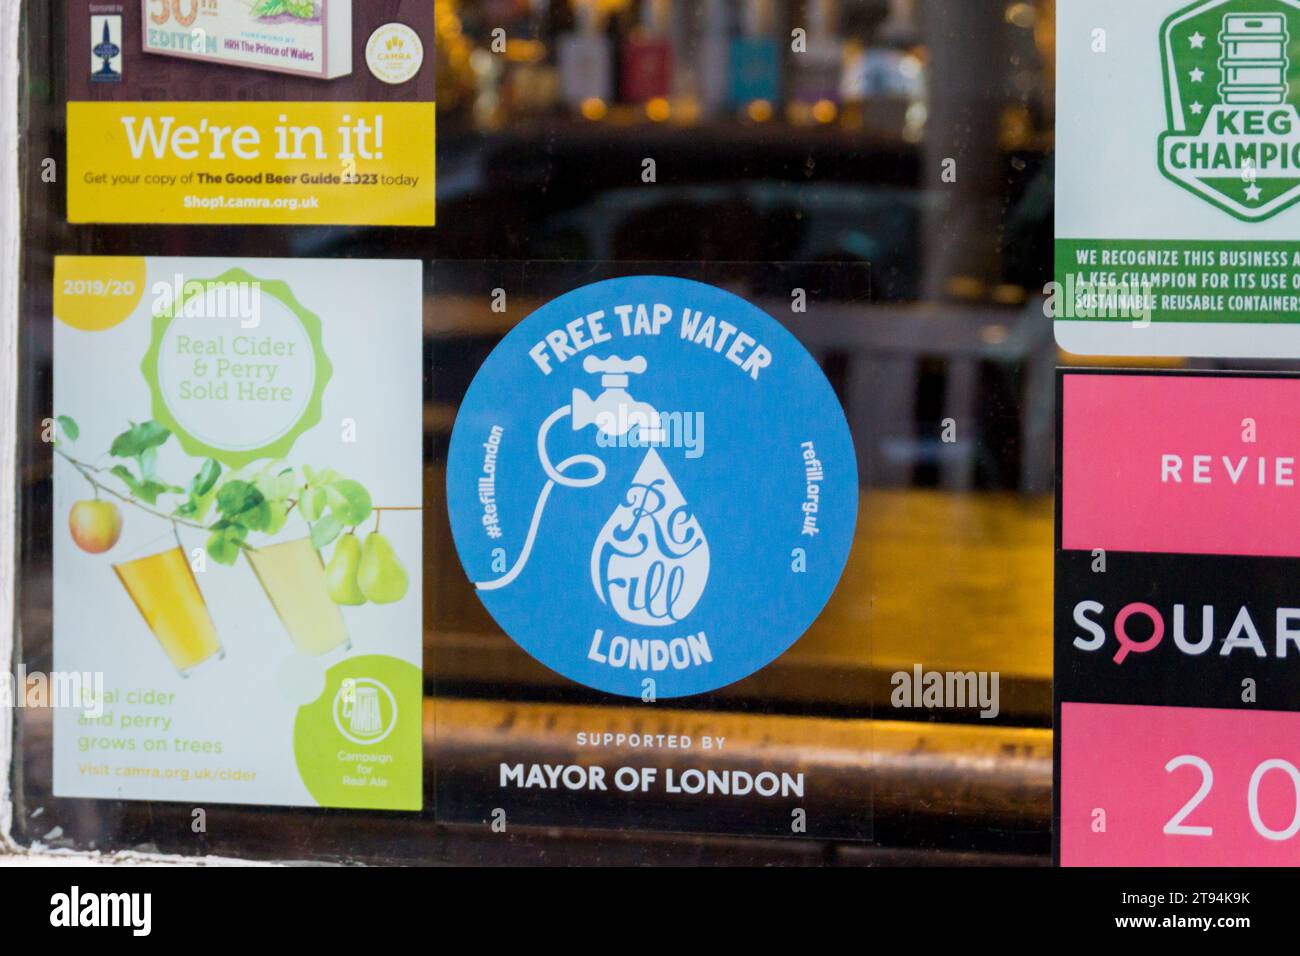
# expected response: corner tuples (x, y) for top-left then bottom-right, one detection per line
(1159, 3), (1300, 221)
(446, 277), (858, 698)
(1055, 0), (1300, 358)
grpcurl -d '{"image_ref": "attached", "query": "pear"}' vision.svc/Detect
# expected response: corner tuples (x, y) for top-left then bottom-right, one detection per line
(358, 532), (408, 604)
(325, 533), (367, 606)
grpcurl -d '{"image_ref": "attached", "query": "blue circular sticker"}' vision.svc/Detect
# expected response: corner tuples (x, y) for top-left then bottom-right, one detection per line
(447, 277), (857, 698)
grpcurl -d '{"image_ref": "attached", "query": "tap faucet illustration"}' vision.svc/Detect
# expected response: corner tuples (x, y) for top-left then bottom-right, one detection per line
(571, 355), (665, 443)
(475, 353), (664, 592)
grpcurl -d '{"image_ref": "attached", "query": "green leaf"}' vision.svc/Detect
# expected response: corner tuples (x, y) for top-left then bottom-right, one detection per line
(244, 499), (274, 533)
(192, 459), (221, 497)
(299, 486), (326, 522)
(254, 464), (296, 503)
(208, 516), (247, 537)
(325, 479), (372, 527)
(110, 421), (170, 459)
(109, 464), (142, 498)
(176, 464), (217, 520)
(304, 465), (341, 489)
(143, 482), (173, 505)
(110, 465), (170, 506)
(215, 480), (263, 517)
(176, 486), (217, 522)
(207, 528), (243, 566)
(56, 415), (79, 442)
(265, 500), (289, 536)
(310, 514), (344, 549)
(140, 445), (158, 480)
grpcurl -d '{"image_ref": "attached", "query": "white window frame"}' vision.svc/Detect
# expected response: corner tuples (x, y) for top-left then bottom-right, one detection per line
(0, 4), (214, 866)
(1, 0), (22, 855)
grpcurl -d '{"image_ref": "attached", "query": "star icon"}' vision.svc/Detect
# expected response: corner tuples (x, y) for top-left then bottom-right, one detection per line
(1190, 101), (1204, 115)
(1190, 67), (1205, 82)
(1246, 183), (1263, 202)
(1190, 31), (1206, 49)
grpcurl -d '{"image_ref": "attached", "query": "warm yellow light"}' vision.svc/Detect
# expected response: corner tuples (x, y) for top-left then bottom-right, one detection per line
(1005, 3), (1036, 28)
(675, 96), (702, 125)
(505, 39), (546, 63)
(981, 324), (1010, 345)
(580, 97), (609, 121)
(948, 276), (987, 300)
(645, 97), (671, 122)
(992, 284), (1028, 306)
(811, 99), (838, 124)
(746, 99), (774, 122)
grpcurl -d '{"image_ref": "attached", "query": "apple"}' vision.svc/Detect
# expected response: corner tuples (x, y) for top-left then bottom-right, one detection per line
(69, 499), (123, 553)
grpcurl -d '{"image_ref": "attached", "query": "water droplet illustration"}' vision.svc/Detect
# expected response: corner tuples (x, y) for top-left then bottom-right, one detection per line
(590, 448), (709, 627)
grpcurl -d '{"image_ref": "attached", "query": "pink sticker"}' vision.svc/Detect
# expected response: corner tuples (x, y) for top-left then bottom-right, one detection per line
(1062, 373), (1300, 558)
(1061, 702), (1300, 867)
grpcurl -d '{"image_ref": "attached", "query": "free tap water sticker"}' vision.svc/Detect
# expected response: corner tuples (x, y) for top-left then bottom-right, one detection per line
(446, 276), (857, 699)
(1055, 0), (1300, 357)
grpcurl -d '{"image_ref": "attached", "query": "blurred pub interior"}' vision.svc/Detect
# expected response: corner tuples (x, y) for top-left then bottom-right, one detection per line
(16, 0), (1074, 864)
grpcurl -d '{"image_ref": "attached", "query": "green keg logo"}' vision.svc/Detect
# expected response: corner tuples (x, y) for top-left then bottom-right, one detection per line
(1159, 0), (1300, 221)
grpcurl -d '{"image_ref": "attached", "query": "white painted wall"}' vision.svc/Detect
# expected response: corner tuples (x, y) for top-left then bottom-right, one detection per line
(1, 0), (22, 853)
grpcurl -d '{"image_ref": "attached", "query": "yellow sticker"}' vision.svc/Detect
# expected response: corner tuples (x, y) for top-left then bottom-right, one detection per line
(54, 256), (147, 331)
(67, 101), (436, 226)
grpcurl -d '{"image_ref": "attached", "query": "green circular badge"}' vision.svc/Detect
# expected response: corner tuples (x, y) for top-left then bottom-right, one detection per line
(142, 268), (333, 468)
(293, 654), (422, 811)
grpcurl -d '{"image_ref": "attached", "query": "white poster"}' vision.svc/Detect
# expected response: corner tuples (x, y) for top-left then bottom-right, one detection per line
(51, 256), (423, 810)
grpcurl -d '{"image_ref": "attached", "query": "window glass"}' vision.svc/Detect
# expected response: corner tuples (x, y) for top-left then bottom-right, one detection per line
(10, 0), (1057, 864)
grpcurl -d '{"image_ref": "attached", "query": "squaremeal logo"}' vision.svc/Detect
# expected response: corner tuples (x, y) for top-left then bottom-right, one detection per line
(1159, 0), (1300, 221)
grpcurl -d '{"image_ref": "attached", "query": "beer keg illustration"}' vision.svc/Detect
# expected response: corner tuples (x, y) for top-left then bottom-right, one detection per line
(1218, 13), (1290, 105)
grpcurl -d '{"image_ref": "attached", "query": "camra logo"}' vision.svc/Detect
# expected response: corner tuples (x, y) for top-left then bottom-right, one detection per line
(1159, 0), (1300, 221)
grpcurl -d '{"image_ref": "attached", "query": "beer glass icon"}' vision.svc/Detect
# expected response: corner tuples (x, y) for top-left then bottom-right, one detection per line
(333, 678), (398, 745)
(344, 686), (383, 737)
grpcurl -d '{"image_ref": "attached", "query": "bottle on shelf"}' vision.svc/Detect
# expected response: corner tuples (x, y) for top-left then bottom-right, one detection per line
(622, 0), (674, 105)
(730, 0), (781, 116)
(840, 0), (926, 139)
(695, 0), (732, 118)
(878, 0), (921, 46)
(791, 0), (843, 115)
(507, 0), (561, 116)
(558, 0), (614, 114)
